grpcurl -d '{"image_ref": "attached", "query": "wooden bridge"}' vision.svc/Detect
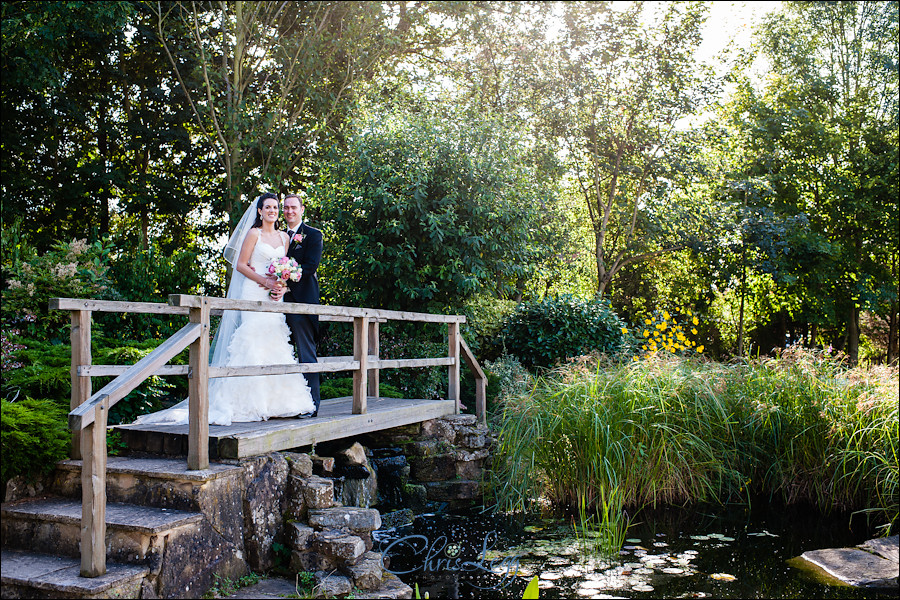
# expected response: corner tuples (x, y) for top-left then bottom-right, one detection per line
(47, 295), (487, 579)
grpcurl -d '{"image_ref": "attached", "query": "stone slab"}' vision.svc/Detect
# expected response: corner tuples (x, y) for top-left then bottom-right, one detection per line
(0, 549), (148, 595)
(859, 536), (899, 563)
(2, 497), (202, 533)
(223, 577), (300, 599)
(800, 547), (898, 588)
(57, 456), (244, 481)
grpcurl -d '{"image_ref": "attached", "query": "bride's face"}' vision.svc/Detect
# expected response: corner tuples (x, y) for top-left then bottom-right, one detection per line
(258, 199), (279, 225)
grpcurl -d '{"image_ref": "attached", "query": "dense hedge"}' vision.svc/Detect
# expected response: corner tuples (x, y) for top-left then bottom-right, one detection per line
(498, 296), (629, 369)
(1, 398), (70, 487)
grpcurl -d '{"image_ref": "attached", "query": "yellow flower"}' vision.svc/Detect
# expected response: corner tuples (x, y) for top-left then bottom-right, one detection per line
(643, 330), (650, 337)
(621, 327), (628, 335)
(645, 318), (652, 325)
(692, 317), (699, 325)
(686, 309), (692, 316)
(696, 345), (704, 353)
(663, 311), (670, 320)
(691, 328), (697, 335)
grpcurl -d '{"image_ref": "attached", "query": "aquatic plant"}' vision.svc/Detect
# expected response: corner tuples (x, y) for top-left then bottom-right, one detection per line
(491, 348), (899, 536)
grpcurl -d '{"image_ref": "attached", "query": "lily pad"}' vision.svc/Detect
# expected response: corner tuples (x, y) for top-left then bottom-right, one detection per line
(625, 538), (642, 543)
(710, 572), (737, 581)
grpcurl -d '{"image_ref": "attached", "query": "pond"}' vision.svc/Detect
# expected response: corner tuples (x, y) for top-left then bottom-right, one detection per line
(373, 500), (896, 599)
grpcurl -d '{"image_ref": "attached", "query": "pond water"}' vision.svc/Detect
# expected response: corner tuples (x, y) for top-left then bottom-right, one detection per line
(373, 501), (895, 599)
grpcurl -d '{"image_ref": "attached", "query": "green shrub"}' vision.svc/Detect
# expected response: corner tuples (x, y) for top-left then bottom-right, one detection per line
(461, 294), (518, 362)
(320, 377), (403, 400)
(1, 397), (70, 486)
(498, 295), (629, 369)
(483, 355), (533, 414)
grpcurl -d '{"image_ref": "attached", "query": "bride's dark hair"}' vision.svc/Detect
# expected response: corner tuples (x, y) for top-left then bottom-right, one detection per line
(252, 192), (279, 228)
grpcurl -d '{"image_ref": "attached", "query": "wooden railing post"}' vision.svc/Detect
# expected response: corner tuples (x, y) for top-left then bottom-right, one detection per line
(81, 400), (107, 577)
(188, 297), (210, 470)
(352, 316), (369, 414)
(460, 337), (487, 425)
(367, 320), (379, 399)
(70, 310), (92, 459)
(448, 322), (460, 412)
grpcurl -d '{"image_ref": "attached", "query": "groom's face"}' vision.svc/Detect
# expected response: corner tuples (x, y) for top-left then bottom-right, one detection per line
(283, 197), (303, 227)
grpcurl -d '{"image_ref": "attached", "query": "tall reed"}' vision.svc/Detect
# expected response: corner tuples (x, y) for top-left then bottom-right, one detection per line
(491, 349), (898, 534)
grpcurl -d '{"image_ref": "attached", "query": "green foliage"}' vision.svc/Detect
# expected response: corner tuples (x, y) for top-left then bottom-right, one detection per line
(320, 377), (403, 401)
(314, 103), (556, 311)
(2, 335), (183, 423)
(460, 294), (518, 362)
(1, 398), (70, 487)
(498, 296), (629, 369)
(491, 350), (899, 534)
(2, 236), (113, 340)
(483, 355), (533, 416)
(201, 572), (263, 599)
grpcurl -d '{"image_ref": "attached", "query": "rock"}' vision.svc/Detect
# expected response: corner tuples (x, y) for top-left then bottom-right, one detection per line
(453, 448), (490, 462)
(156, 518), (247, 598)
(241, 453), (288, 571)
(301, 476), (335, 510)
(313, 570), (353, 598)
(4, 475), (47, 503)
(379, 509), (415, 529)
(409, 454), (456, 481)
(800, 547), (898, 588)
(341, 464), (379, 508)
(457, 431), (486, 449)
(284, 452), (313, 477)
(291, 549), (336, 572)
(420, 419), (457, 443)
(443, 414), (477, 427)
(365, 572), (414, 599)
(407, 439), (443, 457)
(287, 522), (315, 549)
(455, 459), (483, 480)
(285, 475), (308, 521)
(312, 455), (335, 476)
(342, 551), (384, 590)
(308, 507), (382, 534)
(312, 530), (367, 564)
(401, 484), (427, 513)
(337, 442), (368, 466)
(423, 480), (480, 502)
(859, 536), (899, 563)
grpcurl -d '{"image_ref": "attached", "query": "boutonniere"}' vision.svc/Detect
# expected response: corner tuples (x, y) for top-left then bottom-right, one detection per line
(292, 232), (304, 245)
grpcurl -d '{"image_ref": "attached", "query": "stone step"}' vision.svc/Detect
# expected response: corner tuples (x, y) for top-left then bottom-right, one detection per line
(0, 549), (149, 599)
(1, 497), (203, 564)
(50, 456), (247, 546)
(52, 456), (244, 509)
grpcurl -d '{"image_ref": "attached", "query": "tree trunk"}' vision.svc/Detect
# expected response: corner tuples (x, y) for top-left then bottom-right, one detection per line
(847, 305), (859, 366)
(888, 300), (898, 365)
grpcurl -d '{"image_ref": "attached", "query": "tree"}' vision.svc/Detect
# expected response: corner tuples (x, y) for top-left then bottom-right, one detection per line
(725, 0), (899, 363)
(312, 103), (555, 311)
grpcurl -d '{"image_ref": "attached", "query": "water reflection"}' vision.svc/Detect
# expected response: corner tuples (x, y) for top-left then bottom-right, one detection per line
(373, 502), (895, 599)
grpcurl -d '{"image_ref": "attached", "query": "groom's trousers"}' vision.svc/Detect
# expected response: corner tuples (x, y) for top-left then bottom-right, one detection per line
(286, 313), (320, 413)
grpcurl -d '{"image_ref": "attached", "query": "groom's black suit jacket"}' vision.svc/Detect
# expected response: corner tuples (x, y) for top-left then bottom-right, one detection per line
(284, 222), (322, 309)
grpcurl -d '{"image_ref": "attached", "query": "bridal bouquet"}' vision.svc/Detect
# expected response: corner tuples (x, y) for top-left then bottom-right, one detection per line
(266, 256), (302, 284)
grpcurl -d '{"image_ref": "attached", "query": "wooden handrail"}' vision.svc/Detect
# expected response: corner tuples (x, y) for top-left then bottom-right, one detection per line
(170, 294), (466, 323)
(460, 336), (488, 424)
(68, 322), (202, 431)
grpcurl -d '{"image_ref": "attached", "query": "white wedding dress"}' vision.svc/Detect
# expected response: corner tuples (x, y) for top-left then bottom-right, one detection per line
(134, 235), (315, 426)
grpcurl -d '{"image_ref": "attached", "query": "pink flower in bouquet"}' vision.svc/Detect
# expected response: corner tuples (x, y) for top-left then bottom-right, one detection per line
(266, 256), (302, 284)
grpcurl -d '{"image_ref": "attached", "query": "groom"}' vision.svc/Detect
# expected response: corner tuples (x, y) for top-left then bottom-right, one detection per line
(282, 192), (323, 416)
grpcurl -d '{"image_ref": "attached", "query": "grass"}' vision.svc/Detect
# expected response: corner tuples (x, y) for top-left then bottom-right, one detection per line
(201, 572), (263, 598)
(490, 348), (899, 540)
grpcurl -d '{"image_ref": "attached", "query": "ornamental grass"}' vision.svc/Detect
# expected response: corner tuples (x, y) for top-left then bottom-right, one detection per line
(491, 348), (898, 535)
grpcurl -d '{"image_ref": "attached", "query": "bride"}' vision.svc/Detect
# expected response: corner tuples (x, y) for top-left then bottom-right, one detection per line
(134, 193), (315, 426)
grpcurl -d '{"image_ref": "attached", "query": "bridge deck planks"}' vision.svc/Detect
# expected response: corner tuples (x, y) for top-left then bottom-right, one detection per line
(115, 396), (456, 459)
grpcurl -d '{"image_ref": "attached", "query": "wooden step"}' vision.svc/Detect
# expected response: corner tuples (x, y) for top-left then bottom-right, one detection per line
(1, 497), (202, 564)
(0, 549), (148, 599)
